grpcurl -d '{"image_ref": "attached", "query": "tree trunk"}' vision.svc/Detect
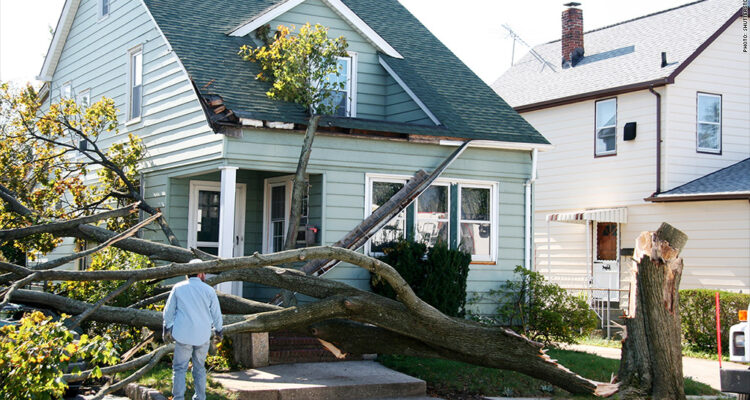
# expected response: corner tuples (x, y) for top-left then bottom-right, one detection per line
(284, 114), (321, 251)
(618, 223), (688, 399)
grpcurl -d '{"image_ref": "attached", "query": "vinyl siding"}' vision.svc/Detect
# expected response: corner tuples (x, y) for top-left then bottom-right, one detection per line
(385, 75), (433, 125)
(48, 0), (221, 175)
(662, 18), (750, 190)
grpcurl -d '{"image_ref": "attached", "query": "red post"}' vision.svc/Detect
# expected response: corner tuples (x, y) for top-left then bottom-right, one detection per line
(715, 291), (722, 368)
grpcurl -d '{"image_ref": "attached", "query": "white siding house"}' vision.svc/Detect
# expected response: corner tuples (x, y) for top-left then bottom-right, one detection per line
(493, 0), (749, 297)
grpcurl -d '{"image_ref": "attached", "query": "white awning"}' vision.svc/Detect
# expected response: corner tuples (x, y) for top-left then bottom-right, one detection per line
(546, 208), (627, 224)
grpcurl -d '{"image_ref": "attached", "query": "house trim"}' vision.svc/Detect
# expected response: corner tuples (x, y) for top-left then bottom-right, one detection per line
(513, 9), (742, 113)
(228, 0), (403, 59)
(439, 140), (553, 152)
(37, 0), (81, 81)
(645, 192), (750, 202)
(379, 56), (441, 126)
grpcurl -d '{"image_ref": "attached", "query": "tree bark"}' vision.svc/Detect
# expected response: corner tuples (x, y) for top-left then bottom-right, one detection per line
(283, 114), (320, 251)
(618, 223), (688, 399)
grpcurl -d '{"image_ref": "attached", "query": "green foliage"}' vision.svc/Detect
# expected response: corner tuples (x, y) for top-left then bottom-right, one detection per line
(54, 248), (159, 355)
(0, 311), (118, 399)
(475, 266), (597, 345)
(371, 240), (471, 317)
(239, 23), (349, 115)
(680, 289), (750, 353)
(0, 82), (144, 257)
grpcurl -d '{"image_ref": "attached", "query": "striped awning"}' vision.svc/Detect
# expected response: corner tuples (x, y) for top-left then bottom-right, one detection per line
(546, 208), (627, 224)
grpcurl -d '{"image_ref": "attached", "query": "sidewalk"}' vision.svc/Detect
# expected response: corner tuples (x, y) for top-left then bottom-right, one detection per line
(561, 344), (747, 392)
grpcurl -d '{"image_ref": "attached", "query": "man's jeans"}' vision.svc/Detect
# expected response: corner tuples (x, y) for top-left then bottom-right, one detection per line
(172, 341), (210, 400)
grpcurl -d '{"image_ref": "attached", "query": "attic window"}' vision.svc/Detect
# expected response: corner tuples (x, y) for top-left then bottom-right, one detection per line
(98, 0), (110, 18)
(323, 55), (357, 117)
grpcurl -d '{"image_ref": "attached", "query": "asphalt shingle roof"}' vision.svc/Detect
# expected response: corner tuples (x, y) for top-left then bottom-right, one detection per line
(658, 158), (750, 197)
(143, 0), (548, 144)
(492, 0), (740, 109)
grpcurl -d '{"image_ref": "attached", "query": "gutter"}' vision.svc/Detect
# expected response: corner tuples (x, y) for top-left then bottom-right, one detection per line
(524, 148), (538, 270)
(649, 86), (662, 195)
(645, 193), (750, 202)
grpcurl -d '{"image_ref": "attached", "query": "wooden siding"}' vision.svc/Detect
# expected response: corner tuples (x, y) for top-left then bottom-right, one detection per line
(48, 0), (221, 174)
(663, 18), (750, 189)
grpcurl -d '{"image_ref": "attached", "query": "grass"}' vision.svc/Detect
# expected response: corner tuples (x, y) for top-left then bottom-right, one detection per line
(125, 362), (236, 400)
(578, 336), (729, 361)
(378, 348), (719, 399)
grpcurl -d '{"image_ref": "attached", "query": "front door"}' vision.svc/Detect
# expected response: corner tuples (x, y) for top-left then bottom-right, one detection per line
(188, 181), (246, 257)
(592, 221), (619, 301)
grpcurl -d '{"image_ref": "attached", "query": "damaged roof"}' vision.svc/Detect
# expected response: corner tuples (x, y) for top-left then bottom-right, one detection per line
(142, 0), (548, 144)
(492, 0), (741, 110)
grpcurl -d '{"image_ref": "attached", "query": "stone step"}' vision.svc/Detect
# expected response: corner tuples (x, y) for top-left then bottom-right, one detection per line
(211, 361), (427, 400)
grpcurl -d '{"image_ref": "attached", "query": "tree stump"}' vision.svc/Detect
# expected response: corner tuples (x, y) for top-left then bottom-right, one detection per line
(618, 223), (688, 399)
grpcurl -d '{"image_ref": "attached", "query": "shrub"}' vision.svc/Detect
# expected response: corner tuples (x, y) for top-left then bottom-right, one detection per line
(476, 266), (598, 345)
(681, 289), (750, 353)
(371, 240), (471, 317)
(0, 311), (118, 399)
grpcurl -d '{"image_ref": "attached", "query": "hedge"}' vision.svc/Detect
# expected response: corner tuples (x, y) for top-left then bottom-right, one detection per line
(681, 289), (750, 353)
(370, 240), (471, 317)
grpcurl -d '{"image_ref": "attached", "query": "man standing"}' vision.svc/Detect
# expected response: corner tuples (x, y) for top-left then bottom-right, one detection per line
(163, 260), (223, 400)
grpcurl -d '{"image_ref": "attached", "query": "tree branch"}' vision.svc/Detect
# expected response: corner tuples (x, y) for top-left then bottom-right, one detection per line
(67, 277), (138, 329)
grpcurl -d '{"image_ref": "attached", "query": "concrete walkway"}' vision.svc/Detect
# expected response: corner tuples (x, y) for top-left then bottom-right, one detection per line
(561, 344), (747, 392)
(211, 361), (432, 399)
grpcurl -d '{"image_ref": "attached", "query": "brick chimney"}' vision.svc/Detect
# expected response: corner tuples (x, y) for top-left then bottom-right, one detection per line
(561, 2), (584, 67)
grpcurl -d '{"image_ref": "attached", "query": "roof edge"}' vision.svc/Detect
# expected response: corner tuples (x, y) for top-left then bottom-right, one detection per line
(378, 56), (441, 126)
(514, 79), (669, 112)
(645, 192), (750, 202)
(37, 0), (81, 81)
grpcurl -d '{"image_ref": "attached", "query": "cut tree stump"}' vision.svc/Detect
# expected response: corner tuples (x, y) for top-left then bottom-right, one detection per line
(618, 222), (688, 399)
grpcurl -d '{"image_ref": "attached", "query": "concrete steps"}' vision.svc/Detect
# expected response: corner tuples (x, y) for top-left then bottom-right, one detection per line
(211, 361), (427, 400)
(269, 331), (362, 364)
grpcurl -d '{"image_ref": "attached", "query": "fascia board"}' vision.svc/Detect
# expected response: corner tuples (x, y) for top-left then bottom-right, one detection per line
(440, 140), (554, 152)
(37, 0), (82, 82)
(378, 56), (440, 126)
(228, 0), (403, 59)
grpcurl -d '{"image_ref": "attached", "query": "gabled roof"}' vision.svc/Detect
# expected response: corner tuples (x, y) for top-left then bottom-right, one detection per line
(137, 0), (547, 144)
(648, 158), (750, 202)
(492, 0), (741, 111)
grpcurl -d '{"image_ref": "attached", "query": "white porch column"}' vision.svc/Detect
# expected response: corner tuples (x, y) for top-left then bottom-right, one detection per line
(217, 166), (241, 296)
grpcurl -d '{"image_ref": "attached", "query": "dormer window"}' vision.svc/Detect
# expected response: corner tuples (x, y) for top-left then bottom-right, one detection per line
(324, 55), (356, 117)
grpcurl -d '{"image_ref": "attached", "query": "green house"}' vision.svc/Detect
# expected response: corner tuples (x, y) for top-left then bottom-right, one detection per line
(38, 0), (549, 311)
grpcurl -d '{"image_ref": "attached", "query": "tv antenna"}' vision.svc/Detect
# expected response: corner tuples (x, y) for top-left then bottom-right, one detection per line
(502, 23), (556, 72)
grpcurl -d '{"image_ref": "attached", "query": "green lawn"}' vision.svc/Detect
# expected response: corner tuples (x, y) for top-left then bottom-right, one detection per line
(578, 336), (729, 361)
(378, 348), (719, 399)
(128, 362), (236, 400)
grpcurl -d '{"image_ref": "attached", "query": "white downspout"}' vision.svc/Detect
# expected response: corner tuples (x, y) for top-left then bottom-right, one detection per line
(524, 148), (538, 270)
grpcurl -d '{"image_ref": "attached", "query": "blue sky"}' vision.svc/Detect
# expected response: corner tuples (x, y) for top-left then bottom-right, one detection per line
(1, 0), (690, 86)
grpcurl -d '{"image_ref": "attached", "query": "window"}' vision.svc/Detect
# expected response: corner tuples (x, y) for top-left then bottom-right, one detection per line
(697, 93), (721, 154)
(128, 46), (143, 121)
(595, 222), (618, 261)
(262, 176), (311, 252)
(366, 176), (497, 262)
(323, 55), (356, 117)
(99, 0), (110, 18)
(61, 82), (72, 99)
(415, 184), (449, 248)
(78, 89), (90, 109)
(595, 98), (617, 156)
(369, 179), (406, 253)
(459, 185), (493, 261)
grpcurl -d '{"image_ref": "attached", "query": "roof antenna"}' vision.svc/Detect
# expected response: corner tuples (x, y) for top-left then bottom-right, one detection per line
(502, 24), (557, 72)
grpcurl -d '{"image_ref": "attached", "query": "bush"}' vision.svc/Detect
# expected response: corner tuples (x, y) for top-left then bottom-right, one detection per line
(681, 289), (750, 353)
(476, 266), (598, 345)
(371, 240), (471, 317)
(0, 311), (118, 399)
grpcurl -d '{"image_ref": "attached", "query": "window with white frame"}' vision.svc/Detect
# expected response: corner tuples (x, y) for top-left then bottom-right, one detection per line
(323, 55), (355, 117)
(128, 46), (143, 120)
(595, 98), (616, 156)
(366, 176), (497, 262)
(458, 185), (493, 261)
(415, 184), (449, 248)
(78, 89), (90, 109)
(99, 0), (110, 18)
(696, 93), (721, 153)
(61, 82), (72, 99)
(368, 179), (406, 254)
